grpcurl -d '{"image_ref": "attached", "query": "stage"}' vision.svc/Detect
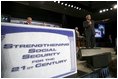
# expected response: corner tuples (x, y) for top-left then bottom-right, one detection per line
(76, 47), (116, 78)
(66, 47), (117, 78)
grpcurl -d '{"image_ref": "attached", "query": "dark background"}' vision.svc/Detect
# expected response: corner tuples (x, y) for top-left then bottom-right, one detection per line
(1, 1), (117, 47)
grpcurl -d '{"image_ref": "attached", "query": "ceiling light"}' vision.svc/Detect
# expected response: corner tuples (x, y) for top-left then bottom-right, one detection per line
(71, 5), (73, 8)
(110, 8), (113, 10)
(106, 9), (109, 11)
(79, 8), (81, 10)
(103, 9), (106, 12)
(61, 3), (63, 5)
(76, 7), (79, 9)
(74, 6), (76, 8)
(54, 1), (56, 2)
(99, 10), (102, 13)
(65, 4), (67, 6)
(113, 4), (117, 9)
(57, 1), (60, 3)
(68, 4), (70, 7)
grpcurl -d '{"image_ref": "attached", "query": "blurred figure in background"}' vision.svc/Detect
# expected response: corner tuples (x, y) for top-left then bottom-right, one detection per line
(108, 35), (113, 47)
(83, 14), (109, 48)
(24, 17), (32, 24)
(75, 27), (80, 52)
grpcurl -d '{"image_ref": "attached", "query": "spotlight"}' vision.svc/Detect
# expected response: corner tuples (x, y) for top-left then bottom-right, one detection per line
(65, 3), (67, 6)
(74, 6), (76, 8)
(68, 4), (70, 7)
(99, 10), (102, 13)
(103, 9), (106, 12)
(76, 7), (79, 9)
(61, 3), (64, 5)
(57, 1), (60, 3)
(110, 8), (113, 10)
(71, 5), (73, 8)
(113, 4), (117, 9)
(79, 8), (81, 10)
(106, 9), (109, 11)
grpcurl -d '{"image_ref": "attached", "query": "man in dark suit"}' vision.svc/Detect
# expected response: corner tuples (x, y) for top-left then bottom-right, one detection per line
(83, 15), (96, 48)
(83, 14), (109, 48)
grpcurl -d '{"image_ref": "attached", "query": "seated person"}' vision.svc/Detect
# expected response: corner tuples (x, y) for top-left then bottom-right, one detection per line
(24, 17), (32, 24)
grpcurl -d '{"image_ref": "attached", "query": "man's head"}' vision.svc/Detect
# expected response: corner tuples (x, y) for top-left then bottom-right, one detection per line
(75, 27), (78, 30)
(86, 14), (91, 20)
(27, 17), (32, 24)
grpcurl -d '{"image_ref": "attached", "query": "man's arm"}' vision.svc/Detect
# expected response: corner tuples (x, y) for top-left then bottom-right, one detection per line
(102, 19), (110, 22)
(83, 21), (90, 28)
(76, 31), (80, 37)
(83, 21), (94, 28)
(95, 18), (110, 23)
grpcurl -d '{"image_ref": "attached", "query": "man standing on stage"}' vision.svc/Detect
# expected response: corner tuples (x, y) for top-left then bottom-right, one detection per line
(75, 27), (80, 49)
(83, 14), (109, 48)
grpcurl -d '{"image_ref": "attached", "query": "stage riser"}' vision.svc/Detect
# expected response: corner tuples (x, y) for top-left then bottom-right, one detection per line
(78, 48), (112, 68)
(80, 48), (114, 56)
(82, 52), (111, 68)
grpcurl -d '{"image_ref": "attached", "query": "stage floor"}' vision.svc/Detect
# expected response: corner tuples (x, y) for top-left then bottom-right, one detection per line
(77, 47), (117, 76)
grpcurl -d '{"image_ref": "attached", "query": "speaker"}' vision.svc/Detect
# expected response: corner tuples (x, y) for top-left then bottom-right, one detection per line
(82, 52), (111, 68)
